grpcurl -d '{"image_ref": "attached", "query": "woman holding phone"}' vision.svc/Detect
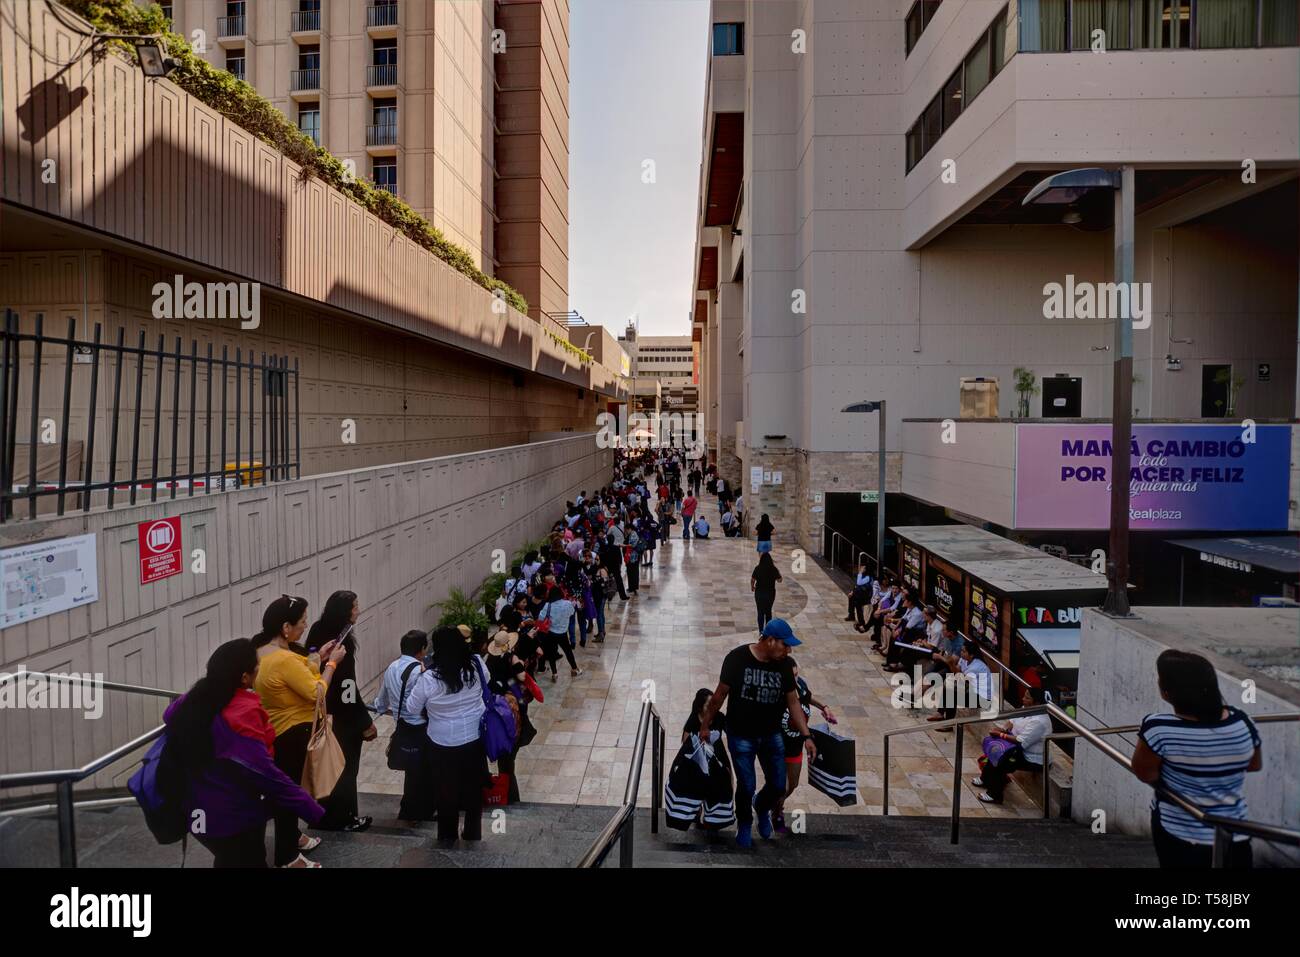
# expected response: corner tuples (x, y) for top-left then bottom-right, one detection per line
(253, 595), (346, 867)
(306, 590), (376, 833)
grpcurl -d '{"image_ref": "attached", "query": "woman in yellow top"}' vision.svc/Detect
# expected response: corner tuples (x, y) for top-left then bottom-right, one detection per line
(252, 595), (346, 868)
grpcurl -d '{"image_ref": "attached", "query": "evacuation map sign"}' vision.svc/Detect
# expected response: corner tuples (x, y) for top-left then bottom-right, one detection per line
(1, 534), (99, 627)
(1014, 424), (1291, 531)
(138, 517), (182, 585)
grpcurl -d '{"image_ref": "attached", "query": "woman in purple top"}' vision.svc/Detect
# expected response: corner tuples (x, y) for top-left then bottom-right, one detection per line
(158, 638), (324, 867)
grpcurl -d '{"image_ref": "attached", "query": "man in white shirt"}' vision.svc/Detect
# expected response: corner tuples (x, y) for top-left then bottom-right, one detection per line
(372, 630), (433, 822)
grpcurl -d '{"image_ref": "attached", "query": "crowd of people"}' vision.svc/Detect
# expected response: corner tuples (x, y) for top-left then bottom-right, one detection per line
(141, 442), (1263, 870)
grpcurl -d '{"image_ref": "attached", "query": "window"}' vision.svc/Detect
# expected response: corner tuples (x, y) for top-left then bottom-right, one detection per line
(373, 97), (396, 129)
(965, 30), (991, 101)
(226, 0), (245, 15)
(298, 104), (320, 146)
(372, 157), (397, 195)
(225, 49), (245, 81)
(159, 3), (173, 23)
(1262, 0), (1300, 44)
(712, 22), (744, 55)
(922, 94), (942, 150)
(299, 44), (320, 70)
(1195, 0), (1257, 47)
(941, 68), (962, 134)
(373, 38), (397, 66)
(1019, 0), (1067, 50)
(905, 1), (943, 55)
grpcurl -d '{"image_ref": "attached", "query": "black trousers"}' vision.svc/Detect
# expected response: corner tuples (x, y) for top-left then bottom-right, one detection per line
(317, 723), (364, 828)
(196, 821), (268, 868)
(542, 629), (578, 673)
(398, 728), (436, 821)
(627, 559), (640, 593)
(980, 746), (1039, 801)
(755, 589), (775, 632)
(428, 738), (489, 841)
(1151, 810), (1253, 869)
(271, 721), (312, 866)
(607, 564), (628, 599)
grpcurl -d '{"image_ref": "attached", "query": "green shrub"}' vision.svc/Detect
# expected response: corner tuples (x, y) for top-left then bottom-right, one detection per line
(61, 0), (527, 314)
(433, 586), (490, 634)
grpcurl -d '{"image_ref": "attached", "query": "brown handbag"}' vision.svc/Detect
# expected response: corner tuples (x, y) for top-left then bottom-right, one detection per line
(301, 687), (346, 800)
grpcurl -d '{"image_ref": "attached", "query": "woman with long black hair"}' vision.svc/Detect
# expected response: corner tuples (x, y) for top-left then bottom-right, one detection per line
(158, 638), (324, 867)
(405, 627), (490, 843)
(1132, 650), (1262, 869)
(305, 590), (376, 833)
(750, 551), (783, 633)
(253, 595), (346, 867)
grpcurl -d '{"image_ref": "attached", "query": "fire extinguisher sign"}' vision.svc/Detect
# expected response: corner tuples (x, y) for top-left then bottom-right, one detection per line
(138, 517), (182, 585)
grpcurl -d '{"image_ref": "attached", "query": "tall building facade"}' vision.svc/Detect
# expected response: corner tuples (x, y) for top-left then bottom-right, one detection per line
(162, 0), (569, 320)
(692, 0), (1299, 558)
(618, 327), (699, 413)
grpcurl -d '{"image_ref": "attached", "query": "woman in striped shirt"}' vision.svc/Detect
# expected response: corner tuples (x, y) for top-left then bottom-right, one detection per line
(1131, 650), (1262, 869)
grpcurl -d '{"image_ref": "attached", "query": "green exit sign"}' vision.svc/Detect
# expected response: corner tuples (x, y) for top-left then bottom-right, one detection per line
(860, 491), (879, 504)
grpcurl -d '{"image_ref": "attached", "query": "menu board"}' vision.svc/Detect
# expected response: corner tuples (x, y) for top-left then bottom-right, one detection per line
(932, 572), (955, 621)
(902, 543), (921, 591)
(969, 584), (985, 638)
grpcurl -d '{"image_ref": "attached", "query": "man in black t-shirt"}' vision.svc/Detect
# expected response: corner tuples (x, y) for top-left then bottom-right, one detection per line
(697, 619), (816, 848)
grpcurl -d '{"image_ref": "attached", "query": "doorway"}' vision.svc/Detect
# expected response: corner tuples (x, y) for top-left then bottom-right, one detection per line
(1200, 364), (1231, 417)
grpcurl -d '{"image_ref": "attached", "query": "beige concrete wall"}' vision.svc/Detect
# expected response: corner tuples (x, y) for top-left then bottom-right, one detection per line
(167, 0), (498, 269)
(3, 1), (606, 394)
(495, 0), (571, 322)
(0, 433), (610, 790)
(0, 247), (605, 483)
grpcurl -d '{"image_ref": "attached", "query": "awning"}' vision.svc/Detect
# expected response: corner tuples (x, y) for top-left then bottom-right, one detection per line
(1018, 626), (1080, 673)
(1166, 536), (1300, 577)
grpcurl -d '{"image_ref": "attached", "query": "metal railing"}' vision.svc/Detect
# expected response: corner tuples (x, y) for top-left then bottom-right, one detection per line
(367, 2), (399, 28)
(820, 521), (880, 579)
(367, 63), (397, 87)
(290, 68), (321, 91)
(882, 701), (1300, 864)
(0, 312), (301, 522)
(0, 672), (180, 868)
(575, 698), (665, 867)
(217, 14), (246, 37)
(366, 122), (398, 146)
(290, 9), (320, 32)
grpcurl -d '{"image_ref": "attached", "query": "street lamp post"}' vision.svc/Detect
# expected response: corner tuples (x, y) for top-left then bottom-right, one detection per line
(842, 400), (887, 578)
(1023, 166), (1135, 616)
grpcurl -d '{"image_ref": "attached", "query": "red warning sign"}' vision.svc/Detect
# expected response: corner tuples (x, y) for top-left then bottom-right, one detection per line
(138, 517), (182, 585)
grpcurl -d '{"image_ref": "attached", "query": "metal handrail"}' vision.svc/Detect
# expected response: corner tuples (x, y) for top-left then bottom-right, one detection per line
(0, 672), (180, 867)
(820, 522), (880, 578)
(881, 701), (1300, 862)
(575, 697), (665, 867)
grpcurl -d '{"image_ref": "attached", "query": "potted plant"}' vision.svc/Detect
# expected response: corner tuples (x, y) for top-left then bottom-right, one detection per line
(1013, 367), (1038, 418)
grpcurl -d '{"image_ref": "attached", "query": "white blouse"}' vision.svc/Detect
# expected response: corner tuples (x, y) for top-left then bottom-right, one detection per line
(405, 666), (486, 747)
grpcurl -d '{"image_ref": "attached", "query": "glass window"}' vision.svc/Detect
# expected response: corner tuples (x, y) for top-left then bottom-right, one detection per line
(941, 68), (962, 133)
(1137, 0), (1189, 47)
(225, 49), (245, 80)
(922, 94), (942, 153)
(373, 97), (397, 128)
(1019, 0), (1067, 50)
(1071, 0), (1132, 49)
(965, 31), (991, 101)
(1195, 0), (1258, 48)
(373, 38), (397, 66)
(299, 44), (320, 70)
(1262, 0), (1300, 44)
(990, 8), (1008, 72)
(372, 157), (397, 194)
(226, 0), (245, 15)
(298, 105), (320, 145)
(299, 0), (320, 10)
(712, 22), (744, 55)
(906, 4), (925, 53)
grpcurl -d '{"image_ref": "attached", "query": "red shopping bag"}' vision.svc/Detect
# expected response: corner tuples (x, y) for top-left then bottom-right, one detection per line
(483, 773), (511, 807)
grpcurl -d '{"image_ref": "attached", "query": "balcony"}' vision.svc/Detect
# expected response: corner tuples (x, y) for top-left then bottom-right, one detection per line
(366, 63), (397, 89)
(216, 15), (246, 46)
(289, 68), (321, 97)
(290, 9), (320, 35)
(369, 124), (397, 148)
(367, 3), (398, 37)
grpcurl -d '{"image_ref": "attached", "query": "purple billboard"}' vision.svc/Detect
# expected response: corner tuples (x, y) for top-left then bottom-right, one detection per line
(1014, 424), (1292, 531)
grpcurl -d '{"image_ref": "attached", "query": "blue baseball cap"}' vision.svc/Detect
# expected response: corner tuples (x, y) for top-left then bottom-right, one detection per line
(761, 618), (801, 646)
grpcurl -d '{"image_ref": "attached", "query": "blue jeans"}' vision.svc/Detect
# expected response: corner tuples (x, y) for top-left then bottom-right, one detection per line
(728, 732), (786, 828)
(593, 592), (606, 636)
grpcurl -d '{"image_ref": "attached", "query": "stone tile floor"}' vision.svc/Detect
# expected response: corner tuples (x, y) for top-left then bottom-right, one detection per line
(357, 533), (1043, 821)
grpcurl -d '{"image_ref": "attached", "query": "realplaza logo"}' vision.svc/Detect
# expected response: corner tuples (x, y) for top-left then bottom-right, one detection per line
(0, 667), (103, 719)
(49, 887), (151, 937)
(151, 273), (261, 329)
(1042, 274), (1152, 329)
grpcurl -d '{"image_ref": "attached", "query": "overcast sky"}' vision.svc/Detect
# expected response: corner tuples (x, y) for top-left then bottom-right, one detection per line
(569, 0), (710, 339)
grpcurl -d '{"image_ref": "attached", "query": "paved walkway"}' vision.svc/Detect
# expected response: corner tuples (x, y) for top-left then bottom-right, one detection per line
(358, 531), (1044, 820)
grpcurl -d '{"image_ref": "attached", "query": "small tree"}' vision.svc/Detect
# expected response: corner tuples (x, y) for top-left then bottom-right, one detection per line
(1013, 367), (1038, 418)
(433, 586), (490, 634)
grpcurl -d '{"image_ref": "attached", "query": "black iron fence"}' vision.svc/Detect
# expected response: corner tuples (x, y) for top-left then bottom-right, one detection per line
(0, 310), (300, 523)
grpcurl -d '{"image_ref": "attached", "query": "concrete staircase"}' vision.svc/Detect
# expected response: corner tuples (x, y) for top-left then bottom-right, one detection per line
(0, 792), (1156, 868)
